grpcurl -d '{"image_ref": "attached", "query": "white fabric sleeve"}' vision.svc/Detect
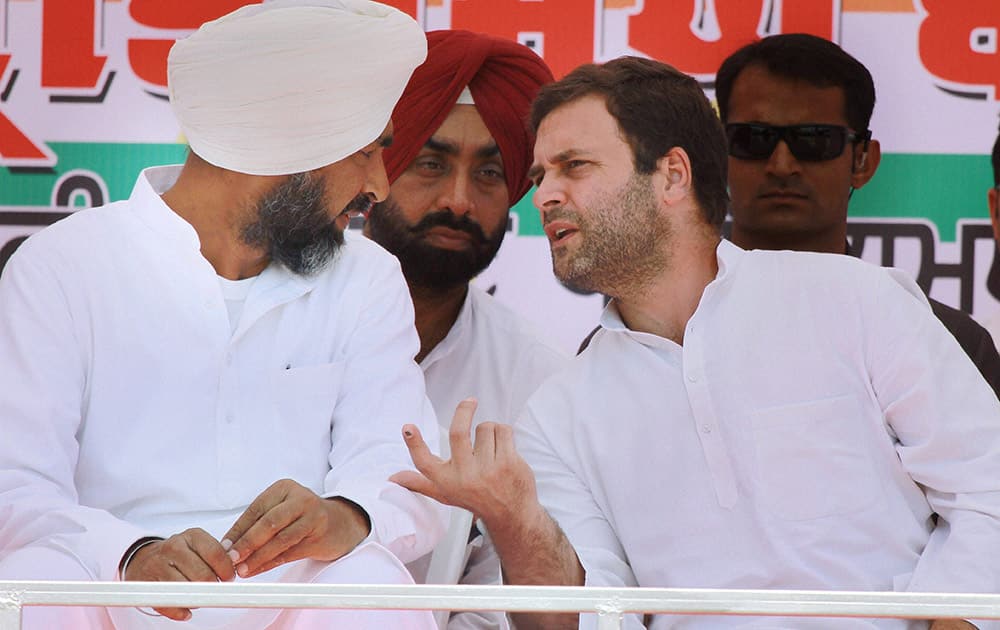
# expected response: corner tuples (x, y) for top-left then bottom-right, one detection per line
(0, 243), (154, 581)
(321, 254), (448, 564)
(515, 402), (645, 630)
(868, 270), (1000, 630)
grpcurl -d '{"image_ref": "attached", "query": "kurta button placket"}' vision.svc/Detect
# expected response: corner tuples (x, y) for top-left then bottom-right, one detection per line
(683, 312), (738, 508)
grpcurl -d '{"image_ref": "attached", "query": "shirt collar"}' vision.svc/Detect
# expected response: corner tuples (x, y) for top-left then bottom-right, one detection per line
(420, 286), (475, 369)
(130, 165), (202, 252)
(597, 239), (745, 340)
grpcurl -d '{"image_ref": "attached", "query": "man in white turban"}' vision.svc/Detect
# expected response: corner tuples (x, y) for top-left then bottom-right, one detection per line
(0, 2), (444, 628)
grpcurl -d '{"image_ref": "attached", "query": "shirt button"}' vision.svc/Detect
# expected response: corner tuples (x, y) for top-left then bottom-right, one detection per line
(225, 353), (234, 367)
(225, 414), (235, 425)
(701, 424), (712, 434)
(687, 373), (698, 383)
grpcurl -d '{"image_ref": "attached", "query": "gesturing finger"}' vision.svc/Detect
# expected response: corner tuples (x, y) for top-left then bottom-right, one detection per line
(448, 398), (479, 466)
(400, 424), (445, 475)
(474, 421), (497, 462)
(389, 469), (448, 503)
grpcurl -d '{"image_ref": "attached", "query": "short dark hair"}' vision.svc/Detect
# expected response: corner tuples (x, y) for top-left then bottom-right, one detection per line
(992, 119), (1000, 187)
(715, 33), (876, 135)
(530, 56), (729, 227)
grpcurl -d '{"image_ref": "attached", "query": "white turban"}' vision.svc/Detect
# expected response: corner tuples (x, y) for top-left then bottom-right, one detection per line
(167, 0), (427, 176)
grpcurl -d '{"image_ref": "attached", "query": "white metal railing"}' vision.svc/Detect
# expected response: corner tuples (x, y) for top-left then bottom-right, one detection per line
(2, 582), (1000, 630)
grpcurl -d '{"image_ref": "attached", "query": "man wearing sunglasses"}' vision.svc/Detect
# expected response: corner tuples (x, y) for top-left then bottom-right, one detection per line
(717, 33), (1000, 398)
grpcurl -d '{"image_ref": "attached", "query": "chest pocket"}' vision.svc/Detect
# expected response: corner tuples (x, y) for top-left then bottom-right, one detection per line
(270, 362), (345, 478)
(751, 394), (882, 521)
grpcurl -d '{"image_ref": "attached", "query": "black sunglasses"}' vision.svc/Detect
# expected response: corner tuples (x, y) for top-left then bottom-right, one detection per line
(725, 123), (870, 162)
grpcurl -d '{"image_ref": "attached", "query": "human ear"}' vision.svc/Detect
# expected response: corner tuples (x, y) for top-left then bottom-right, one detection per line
(658, 147), (692, 205)
(849, 138), (881, 190)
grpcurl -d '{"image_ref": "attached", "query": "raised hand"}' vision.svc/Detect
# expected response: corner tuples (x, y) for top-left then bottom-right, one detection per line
(221, 479), (370, 579)
(390, 398), (539, 525)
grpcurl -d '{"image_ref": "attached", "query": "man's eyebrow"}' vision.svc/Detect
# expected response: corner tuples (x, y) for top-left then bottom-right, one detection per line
(527, 149), (586, 182)
(422, 138), (500, 160)
(551, 149), (585, 163)
(424, 137), (459, 154)
(526, 164), (544, 182)
(476, 143), (500, 159)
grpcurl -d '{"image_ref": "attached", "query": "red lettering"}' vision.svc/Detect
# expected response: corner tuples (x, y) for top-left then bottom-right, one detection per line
(376, 0), (418, 19)
(782, 0), (838, 42)
(127, 0), (259, 91)
(629, 0), (837, 79)
(451, 0), (595, 78)
(0, 56), (54, 166)
(130, 1), (259, 29)
(918, 0), (1000, 97)
(41, 0), (107, 92)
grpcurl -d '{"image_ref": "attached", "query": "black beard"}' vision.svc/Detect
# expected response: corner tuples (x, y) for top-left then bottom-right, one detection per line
(241, 173), (351, 276)
(366, 198), (506, 291)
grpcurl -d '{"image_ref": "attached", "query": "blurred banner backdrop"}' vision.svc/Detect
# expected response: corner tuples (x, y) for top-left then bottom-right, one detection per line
(1, 0), (998, 352)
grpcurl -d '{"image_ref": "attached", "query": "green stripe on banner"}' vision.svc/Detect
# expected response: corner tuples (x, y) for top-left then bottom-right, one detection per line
(849, 153), (993, 243)
(2, 145), (992, 243)
(513, 154), (996, 241)
(511, 193), (544, 237)
(0, 142), (189, 207)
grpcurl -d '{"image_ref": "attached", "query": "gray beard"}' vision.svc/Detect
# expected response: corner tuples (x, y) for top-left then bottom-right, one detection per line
(241, 172), (345, 276)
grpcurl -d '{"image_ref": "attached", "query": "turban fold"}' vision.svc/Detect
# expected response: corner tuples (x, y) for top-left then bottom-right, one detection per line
(168, 0), (426, 176)
(383, 30), (554, 205)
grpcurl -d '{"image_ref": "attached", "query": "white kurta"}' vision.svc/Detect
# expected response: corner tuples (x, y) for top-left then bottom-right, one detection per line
(422, 285), (567, 431)
(0, 166), (446, 592)
(517, 240), (1000, 630)
(415, 285), (567, 629)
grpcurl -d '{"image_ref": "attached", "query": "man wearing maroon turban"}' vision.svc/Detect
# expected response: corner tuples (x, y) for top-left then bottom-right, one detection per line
(366, 29), (565, 629)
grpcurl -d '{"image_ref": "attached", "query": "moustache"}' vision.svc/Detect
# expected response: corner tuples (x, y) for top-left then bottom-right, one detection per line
(411, 210), (488, 244)
(542, 206), (582, 227)
(339, 194), (374, 218)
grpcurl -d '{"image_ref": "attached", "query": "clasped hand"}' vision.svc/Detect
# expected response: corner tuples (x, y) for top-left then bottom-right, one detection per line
(124, 479), (369, 621)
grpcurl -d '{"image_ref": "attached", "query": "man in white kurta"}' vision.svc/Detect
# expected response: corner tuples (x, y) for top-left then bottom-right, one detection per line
(366, 30), (565, 629)
(393, 57), (1000, 630)
(518, 242), (1000, 629)
(0, 2), (445, 628)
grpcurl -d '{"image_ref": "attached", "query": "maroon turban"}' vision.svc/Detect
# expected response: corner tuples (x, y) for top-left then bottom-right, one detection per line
(383, 29), (554, 205)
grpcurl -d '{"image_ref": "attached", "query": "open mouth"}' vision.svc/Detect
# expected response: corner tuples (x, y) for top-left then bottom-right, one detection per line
(340, 196), (373, 219)
(545, 223), (579, 245)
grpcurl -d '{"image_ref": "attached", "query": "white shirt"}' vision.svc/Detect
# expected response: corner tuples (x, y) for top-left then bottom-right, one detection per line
(218, 274), (256, 334)
(416, 285), (567, 630)
(0, 165), (446, 585)
(422, 285), (567, 431)
(516, 240), (1000, 630)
